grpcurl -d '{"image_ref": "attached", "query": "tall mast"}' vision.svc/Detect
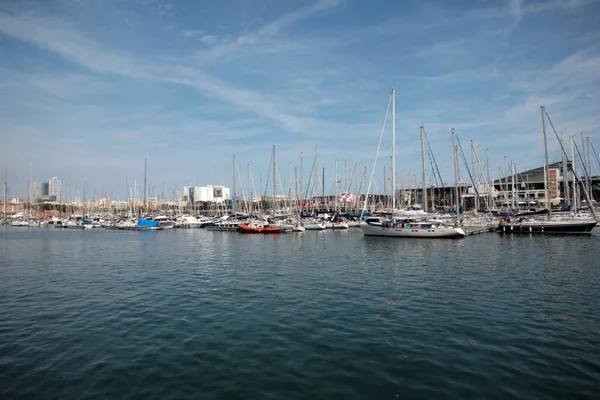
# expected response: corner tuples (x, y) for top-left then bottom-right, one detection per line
(452, 128), (459, 217)
(541, 105), (550, 214)
(322, 167), (325, 203)
(232, 154), (236, 214)
(247, 163), (251, 216)
(314, 146), (318, 200)
(571, 137), (577, 210)
(29, 162), (32, 217)
(355, 164), (358, 212)
(587, 136), (592, 201)
(3, 168), (6, 218)
(334, 159), (338, 212)
(143, 158), (147, 214)
(420, 125), (427, 213)
(300, 151), (303, 207)
(561, 134), (570, 207)
(486, 148), (491, 210)
(272, 145), (276, 213)
(511, 160), (516, 211)
(391, 87), (396, 213)
(471, 140), (477, 212)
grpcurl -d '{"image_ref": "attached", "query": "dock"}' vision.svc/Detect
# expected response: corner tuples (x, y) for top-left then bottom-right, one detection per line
(463, 226), (495, 235)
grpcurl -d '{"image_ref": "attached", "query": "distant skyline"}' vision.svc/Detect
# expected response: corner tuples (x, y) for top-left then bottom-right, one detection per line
(1, 0), (600, 200)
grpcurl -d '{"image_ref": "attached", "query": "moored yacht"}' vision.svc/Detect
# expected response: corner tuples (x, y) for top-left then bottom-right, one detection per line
(496, 216), (596, 234)
(361, 216), (466, 238)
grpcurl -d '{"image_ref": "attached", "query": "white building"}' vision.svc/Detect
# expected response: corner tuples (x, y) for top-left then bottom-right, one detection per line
(49, 177), (61, 198)
(184, 185), (230, 203)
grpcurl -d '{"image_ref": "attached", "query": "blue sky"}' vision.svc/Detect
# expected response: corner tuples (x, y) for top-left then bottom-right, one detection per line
(1, 0), (599, 201)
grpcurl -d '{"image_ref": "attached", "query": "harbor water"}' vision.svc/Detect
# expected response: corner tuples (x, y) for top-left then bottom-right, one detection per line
(1, 227), (599, 399)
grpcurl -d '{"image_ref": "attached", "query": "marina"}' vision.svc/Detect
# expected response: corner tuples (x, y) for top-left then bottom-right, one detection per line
(2, 0), (600, 398)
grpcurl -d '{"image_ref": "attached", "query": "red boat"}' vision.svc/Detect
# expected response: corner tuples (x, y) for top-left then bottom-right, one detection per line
(237, 223), (281, 233)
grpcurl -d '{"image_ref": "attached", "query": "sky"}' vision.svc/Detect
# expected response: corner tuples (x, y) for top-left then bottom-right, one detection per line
(1, 0), (600, 201)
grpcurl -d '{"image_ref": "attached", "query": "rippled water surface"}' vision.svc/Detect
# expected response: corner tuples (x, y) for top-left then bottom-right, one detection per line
(1, 227), (599, 399)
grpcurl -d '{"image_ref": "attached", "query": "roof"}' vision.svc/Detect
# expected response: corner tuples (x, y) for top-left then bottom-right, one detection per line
(494, 162), (562, 185)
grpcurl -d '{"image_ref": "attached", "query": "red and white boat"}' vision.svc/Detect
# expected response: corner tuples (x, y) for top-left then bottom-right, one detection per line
(237, 223), (281, 233)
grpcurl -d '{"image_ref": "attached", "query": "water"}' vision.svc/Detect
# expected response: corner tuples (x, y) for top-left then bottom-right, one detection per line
(1, 227), (599, 399)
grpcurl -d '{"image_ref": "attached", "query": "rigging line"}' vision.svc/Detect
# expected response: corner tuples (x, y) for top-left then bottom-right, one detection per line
(423, 128), (444, 190)
(454, 134), (482, 200)
(360, 92), (393, 218)
(425, 145), (439, 187)
(263, 151), (273, 199)
(544, 110), (597, 219)
(544, 111), (591, 177)
(589, 141), (600, 169)
(302, 154), (318, 202)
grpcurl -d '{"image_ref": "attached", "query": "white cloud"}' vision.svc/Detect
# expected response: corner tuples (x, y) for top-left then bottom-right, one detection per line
(192, 0), (343, 62)
(199, 34), (217, 45)
(183, 29), (204, 38)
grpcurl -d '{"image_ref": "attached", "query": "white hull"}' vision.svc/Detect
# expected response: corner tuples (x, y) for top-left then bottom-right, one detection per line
(328, 221), (349, 229)
(360, 221), (465, 238)
(10, 220), (29, 226)
(304, 223), (327, 230)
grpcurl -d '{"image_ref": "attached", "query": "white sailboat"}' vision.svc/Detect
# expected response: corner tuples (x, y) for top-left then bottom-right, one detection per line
(360, 88), (466, 238)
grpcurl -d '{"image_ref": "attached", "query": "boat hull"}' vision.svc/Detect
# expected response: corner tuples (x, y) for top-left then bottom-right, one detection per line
(361, 222), (465, 238)
(303, 223), (326, 230)
(238, 224), (281, 233)
(496, 221), (596, 234)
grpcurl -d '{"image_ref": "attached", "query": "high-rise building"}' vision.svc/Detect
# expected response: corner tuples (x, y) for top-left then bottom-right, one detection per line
(49, 177), (61, 199)
(32, 182), (49, 203)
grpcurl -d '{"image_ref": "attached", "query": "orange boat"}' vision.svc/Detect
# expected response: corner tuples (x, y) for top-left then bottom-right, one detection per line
(237, 223), (281, 233)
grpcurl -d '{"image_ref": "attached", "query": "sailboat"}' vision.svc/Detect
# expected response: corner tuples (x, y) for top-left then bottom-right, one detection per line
(496, 106), (597, 234)
(360, 88), (466, 238)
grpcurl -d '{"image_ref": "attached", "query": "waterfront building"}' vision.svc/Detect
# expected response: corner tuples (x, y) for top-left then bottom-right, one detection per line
(49, 177), (62, 199)
(32, 181), (49, 203)
(184, 185), (230, 203)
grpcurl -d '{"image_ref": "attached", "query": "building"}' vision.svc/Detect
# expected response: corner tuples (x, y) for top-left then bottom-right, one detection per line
(493, 161), (599, 208)
(31, 181), (49, 203)
(49, 177), (61, 199)
(184, 185), (230, 203)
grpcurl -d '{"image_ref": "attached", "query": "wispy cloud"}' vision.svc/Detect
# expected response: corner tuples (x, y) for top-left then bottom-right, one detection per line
(191, 0), (343, 62)
(0, 10), (343, 139)
(1, 0), (599, 198)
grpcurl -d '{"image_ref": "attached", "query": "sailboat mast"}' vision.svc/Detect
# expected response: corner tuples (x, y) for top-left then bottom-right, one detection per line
(486, 148), (492, 210)
(272, 145), (276, 213)
(587, 136), (592, 201)
(248, 163), (251, 216)
(29, 162), (32, 218)
(561, 134), (570, 207)
(452, 128), (459, 216)
(571, 137), (578, 210)
(143, 158), (147, 214)
(300, 151), (303, 208)
(541, 106), (550, 214)
(334, 159), (338, 212)
(3, 168), (6, 218)
(391, 87), (396, 212)
(511, 161), (516, 211)
(420, 125), (427, 213)
(233, 154), (236, 214)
